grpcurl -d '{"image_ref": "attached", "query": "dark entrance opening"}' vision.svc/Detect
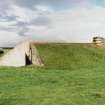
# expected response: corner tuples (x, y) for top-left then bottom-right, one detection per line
(25, 54), (32, 65)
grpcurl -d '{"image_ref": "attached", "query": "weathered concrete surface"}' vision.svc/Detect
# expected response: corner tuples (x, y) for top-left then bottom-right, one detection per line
(31, 44), (44, 66)
(0, 41), (44, 67)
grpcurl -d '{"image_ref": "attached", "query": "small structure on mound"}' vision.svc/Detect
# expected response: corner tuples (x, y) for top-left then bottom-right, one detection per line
(0, 41), (44, 67)
(93, 37), (105, 46)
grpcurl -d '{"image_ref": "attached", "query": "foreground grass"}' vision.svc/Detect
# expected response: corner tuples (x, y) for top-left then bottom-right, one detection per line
(0, 44), (105, 105)
(0, 67), (105, 105)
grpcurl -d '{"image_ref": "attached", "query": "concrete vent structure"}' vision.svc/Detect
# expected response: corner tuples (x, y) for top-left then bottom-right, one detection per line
(0, 41), (44, 67)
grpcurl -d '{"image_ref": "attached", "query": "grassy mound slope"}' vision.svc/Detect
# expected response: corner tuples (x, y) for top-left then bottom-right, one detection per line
(37, 43), (105, 69)
(0, 44), (105, 105)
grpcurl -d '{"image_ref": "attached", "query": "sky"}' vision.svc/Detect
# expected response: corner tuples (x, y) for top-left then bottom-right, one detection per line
(1, 0), (105, 46)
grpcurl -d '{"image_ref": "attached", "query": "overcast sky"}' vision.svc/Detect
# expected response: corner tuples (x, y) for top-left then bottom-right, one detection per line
(0, 0), (105, 46)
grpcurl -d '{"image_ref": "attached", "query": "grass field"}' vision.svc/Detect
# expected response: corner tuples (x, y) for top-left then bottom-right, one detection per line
(0, 44), (105, 105)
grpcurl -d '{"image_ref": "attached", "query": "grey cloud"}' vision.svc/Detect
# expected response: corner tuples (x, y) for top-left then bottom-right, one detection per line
(0, 15), (18, 22)
(0, 0), (11, 14)
(15, 16), (51, 36)
(13, 22), (30, 36)
(30, 16), (51, 26)
(14, 14), (50, 27)
(0, 1), (17, 23)
(18, 27), (29, 36)
(14, 21), (28, 27)
(13, 0), (75, 10)
(0, 0), (88, 46)
(0, 27), (14, 31)
(5, 16), (17, 21)
(0, 0), (52, 39)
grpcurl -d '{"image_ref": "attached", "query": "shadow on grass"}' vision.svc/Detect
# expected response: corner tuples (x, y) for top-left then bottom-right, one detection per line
(0, 98), (33, 105)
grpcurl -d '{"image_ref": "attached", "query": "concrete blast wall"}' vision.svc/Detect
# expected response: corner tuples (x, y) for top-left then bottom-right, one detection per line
(0, 41), (44, 67)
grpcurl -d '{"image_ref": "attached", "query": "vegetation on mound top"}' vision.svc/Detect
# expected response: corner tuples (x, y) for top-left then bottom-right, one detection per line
(36, 43), (105, 69)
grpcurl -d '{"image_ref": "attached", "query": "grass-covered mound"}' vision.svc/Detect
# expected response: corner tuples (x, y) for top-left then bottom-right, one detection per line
(36, 43), (105, 69)
(0, 43), (105, 105)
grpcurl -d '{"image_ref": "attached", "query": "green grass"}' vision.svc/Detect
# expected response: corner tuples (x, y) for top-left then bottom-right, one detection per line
(0, 43), (105, 105)
(36, 43), (105, 69)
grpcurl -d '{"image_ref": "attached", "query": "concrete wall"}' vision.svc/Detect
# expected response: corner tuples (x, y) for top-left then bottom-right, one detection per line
(0, 41), (44, 67)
